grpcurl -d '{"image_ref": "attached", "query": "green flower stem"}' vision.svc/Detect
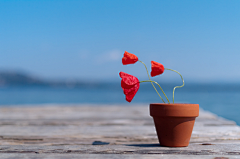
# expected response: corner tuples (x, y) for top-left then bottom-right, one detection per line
(140, 80), (170, 104)
(138, 60), (165, 103)
(165, 68), (185, 104)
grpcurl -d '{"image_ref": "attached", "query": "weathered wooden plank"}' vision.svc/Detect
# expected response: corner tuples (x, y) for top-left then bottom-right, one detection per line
(0, 104), (239, 158)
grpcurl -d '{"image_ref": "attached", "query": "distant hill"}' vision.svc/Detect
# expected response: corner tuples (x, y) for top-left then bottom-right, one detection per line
(0, 71), (98, 88)
(0, 71), (47, 86)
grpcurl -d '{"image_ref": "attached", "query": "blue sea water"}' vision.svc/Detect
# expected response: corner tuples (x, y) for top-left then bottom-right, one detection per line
(0, 83), (240, 125)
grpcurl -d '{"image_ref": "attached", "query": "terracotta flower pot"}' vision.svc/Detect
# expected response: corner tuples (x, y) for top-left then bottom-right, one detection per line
(150, 103), (199, 147)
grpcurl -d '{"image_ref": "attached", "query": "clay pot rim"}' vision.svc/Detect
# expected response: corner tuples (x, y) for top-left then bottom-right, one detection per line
(150, 103), (199, 117)
(150, 103), (199, 106)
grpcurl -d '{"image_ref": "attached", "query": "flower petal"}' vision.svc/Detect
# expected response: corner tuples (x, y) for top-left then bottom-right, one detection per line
(151, 61), (164, 77)
(123, 83), (140, 102)
(119, 72), (139, 88)
(122, 51), (138, 65)
(119, 71), (140, 102)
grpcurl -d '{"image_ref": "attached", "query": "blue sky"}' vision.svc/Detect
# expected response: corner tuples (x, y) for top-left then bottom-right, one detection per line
(0, 0), (240, 82)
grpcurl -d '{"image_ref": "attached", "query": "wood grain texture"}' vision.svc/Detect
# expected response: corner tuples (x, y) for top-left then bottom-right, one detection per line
(0, 104), (239, 158)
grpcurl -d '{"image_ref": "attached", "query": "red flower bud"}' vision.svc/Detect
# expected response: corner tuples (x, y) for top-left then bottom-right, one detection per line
(122, 51), (138, 65)
(119, 72), (140, 102)
(151, 61), (164, 77)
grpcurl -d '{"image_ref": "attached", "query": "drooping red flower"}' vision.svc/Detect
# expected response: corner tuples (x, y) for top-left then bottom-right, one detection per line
(119, 71), (140, 102)
(151, 61), (165, 77)
(122, 51), (138, 65)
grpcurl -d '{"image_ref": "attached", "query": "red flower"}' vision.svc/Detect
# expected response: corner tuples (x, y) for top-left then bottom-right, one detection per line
(122, 51), (138, 65)
(119, 72), (140, 102)
(151, 61), (165, 77)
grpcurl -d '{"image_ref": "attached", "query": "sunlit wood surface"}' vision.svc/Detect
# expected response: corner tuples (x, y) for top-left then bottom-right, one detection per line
(0, 104), (239, 158)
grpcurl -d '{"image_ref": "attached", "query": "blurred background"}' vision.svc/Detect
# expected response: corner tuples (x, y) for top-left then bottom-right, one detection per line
(1, 0), (240, 124)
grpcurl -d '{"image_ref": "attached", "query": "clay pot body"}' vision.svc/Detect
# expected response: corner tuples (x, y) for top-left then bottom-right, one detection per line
(150, 103), (199, 147)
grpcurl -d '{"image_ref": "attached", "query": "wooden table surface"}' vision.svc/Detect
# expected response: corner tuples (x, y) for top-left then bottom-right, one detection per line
(0, 104), (239, 158)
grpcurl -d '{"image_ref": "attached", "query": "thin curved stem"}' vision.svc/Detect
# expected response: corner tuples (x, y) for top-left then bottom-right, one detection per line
(138, 60), (165, 103)
(140, 80), (170, 104)
(165, 68), (185, 104)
